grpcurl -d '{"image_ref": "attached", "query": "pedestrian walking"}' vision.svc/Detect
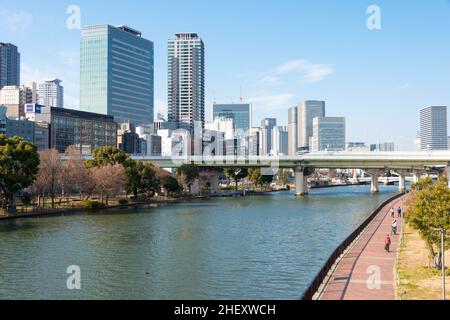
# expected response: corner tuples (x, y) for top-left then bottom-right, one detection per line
(397, 206), (402, 218)
(391, 207), (395, 218)
(391, 219), (398, 235)
(384, 234), (391, 253)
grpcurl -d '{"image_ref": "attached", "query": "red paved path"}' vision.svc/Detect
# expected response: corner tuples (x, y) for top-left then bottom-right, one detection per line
(319, 195), (406, 300)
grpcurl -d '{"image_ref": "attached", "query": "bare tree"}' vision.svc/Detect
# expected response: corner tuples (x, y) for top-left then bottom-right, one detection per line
(90, 164), (127, 205)
(30, 169), (49, 207)
(64, 146), (90, 200)
(37, 149), (62, 208)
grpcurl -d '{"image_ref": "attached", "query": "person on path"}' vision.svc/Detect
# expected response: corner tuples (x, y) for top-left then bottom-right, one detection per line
(391, 219), (398, 235)
(384, 234), (391, 253)
(391, 208), (395, 218)
(397, 206), (402, 218)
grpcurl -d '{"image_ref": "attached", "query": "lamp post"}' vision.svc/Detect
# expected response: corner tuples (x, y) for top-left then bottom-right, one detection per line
(434, 227), (446, 300)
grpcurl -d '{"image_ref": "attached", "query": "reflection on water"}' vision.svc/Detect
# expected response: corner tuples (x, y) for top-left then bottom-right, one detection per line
(0, 185), (398, 299)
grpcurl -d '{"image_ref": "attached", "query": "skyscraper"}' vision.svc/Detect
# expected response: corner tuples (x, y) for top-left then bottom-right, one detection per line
(419, 106), (448, 151)
(287, 106), (298, 155)
(168, 33), (205, 130)
(0, 43), (20, 88)
(260, 118), (277, 155)
(310, 117), (346, 152)
(272, 126), (289, 155)
(80, 25), (154, 126)
(212, 103), (251, 136)
(298, 100), (326, 151)
(39, 79), (64, 108)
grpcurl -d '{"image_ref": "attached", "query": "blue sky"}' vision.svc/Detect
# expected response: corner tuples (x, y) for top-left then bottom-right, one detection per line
(1, 0), (450, 150)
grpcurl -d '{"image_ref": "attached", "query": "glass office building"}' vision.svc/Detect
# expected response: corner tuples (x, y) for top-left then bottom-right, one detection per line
(25, 104), (117, 154)
(311, 117), (346, 152)
(80, 25), (154, 126)
(0, 43), (20, 88)
(298, 100), (326, 150)
(212, 103), (251, 136)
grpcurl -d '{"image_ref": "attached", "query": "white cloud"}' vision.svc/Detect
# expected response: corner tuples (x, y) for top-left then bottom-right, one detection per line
(260, 75), (281, 84)
(0, 9), (32, 32)
(274, 60), (309, 73)
(248, 93), (295, 108)
(271, 59), (334, 84)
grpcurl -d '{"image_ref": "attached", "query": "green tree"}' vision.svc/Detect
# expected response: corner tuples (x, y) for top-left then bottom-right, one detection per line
(176, 164), (199, 193)
(137, 162), (161, 197)
(86, 146), (130, 168)
(21, 192), (32, 209)
(161, 175), (182, 196)
(247, 168), (262, 189)
(261, 174), (274, 189)
(0, 135), (40, 212)
(224, 167), (248, 191)
(408, 179), (450, 269)
(277, 169), (289, 186)
(411, 176), (433, 191)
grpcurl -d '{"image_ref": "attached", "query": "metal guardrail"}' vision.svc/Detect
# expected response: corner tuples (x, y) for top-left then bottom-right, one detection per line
(300, 192), (405, 300)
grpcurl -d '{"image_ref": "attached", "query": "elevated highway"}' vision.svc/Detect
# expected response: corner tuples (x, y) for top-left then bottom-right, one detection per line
(74, 151), (450, 196)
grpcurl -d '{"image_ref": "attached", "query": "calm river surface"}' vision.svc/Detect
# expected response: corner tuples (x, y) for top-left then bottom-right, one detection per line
(0, 185), (399, 300)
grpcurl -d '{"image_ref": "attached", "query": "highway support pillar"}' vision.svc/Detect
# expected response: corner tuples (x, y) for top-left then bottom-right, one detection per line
(295, 167), (308, 196)
(370, 174), (379, 193)
(399, 173), (406, 193)
(209, 174), (220, 194)
(412, 171), (420, 184)
(352, 169), (359, 184)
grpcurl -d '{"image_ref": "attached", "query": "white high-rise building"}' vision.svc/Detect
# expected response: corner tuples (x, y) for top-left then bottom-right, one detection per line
(310, 117), (345, 152)
(38, 79), (64, 108)
(260, 118), (277, 156)
(271, 126), (288, 155)
(288, 106), (298, 155)
(167, 33), (205, 131)
(419, 106), (448, 151)
(205, 117), (234, 140)
(298, 100), (326, 151)
(0, 82), (38, 118)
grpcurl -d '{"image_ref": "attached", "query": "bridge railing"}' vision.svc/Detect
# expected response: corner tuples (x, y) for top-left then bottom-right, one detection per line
(300, 192), (405, 300)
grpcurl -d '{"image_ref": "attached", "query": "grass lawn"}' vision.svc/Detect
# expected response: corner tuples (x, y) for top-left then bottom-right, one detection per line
(396, 222), (450, 300)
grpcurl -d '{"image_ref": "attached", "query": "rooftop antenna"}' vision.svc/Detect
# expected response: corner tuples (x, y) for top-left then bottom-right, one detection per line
(213, 90), (216, 105)
(240, 86), (243, 103)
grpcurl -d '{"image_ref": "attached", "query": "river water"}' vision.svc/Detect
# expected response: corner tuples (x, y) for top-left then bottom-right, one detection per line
(0, 185), (398, 300)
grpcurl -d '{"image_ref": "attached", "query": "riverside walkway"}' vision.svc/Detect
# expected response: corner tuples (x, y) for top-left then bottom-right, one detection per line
(316, 195), (407, 300)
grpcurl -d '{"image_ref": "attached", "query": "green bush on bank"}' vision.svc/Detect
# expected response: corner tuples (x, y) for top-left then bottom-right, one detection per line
(118, 199), (129, 205)
(82, 200), (105, 209)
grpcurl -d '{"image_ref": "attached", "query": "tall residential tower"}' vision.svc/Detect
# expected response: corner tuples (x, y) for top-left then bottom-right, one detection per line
(419, 106), (448, 151)
(168, 33), (205, 130)
(38, 79), (64, 108)
(80, 25), (154, 126)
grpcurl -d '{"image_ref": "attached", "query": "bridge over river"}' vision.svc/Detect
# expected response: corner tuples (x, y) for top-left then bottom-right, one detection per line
(69, 151), (450, 196)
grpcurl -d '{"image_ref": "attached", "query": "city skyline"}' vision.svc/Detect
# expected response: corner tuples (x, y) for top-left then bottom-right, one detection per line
(1, 1), (450, 150)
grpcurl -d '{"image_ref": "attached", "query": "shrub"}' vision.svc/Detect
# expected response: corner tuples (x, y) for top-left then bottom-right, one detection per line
(82, 200), (104, 209)
(118, 199), (129, 205)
